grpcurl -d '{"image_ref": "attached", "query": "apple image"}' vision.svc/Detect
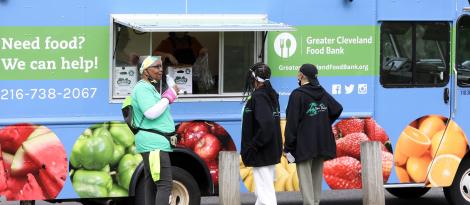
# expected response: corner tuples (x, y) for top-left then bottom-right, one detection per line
(194, 133), (221, 163)
(176, 122), (192, 135)
(223, 140), (237, 151)
(179, 122), (209, 149)
(206, 160), (219, 186)
(208, 123), (228, 137)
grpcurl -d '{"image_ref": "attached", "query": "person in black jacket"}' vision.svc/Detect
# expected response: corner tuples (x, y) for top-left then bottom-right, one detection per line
(241, 63), (282, 205)
(284, 63), (343, 205)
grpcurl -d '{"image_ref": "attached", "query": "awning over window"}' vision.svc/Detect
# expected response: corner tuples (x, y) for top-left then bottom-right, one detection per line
(112, 14), (294, 32)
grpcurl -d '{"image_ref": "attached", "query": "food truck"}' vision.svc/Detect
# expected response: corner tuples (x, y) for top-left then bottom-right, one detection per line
(1, 0), (470, 204)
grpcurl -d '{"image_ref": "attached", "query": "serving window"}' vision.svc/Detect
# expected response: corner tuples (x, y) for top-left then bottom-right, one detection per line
(110, 14), (292, 102)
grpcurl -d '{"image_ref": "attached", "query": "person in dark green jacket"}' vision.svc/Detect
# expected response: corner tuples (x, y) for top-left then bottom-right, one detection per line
(241, 63), (282, 205)
(284, 63), (343, 205)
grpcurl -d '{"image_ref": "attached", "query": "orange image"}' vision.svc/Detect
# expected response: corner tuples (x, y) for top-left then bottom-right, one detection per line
(394, 115), (468, 187)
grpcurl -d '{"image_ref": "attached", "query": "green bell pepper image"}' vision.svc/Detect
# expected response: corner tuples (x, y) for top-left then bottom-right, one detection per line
(71, 122), (141, 198)
(110, 143), (125, 167)
(126, 145), (138, 155)
(72, 169), (113, 198)
(109, 123), (135, 148)
(71, 127), (115, 170)
(117, 153), (143, 190)
(109, 183), (128, 197)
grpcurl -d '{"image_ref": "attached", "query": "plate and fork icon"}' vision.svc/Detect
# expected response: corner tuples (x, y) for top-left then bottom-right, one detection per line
(279, 38), (293, 58)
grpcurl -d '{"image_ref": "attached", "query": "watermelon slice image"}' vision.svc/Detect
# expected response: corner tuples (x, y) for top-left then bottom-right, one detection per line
(0, 190), (15, 201)
(6, 175), (27, 199)
(0, 146), (7, 191)
(2, 151), (13, 172)
(27, 126), (52, 140)
(38, 168), (63, 198)
(0, 124), (66, 200)
(9, 126), (52, 176)
(22, 132), (67, 198)
(0, 123), (35, 153)
(18, 173), (46, 200)
(10, 147), (39, 176)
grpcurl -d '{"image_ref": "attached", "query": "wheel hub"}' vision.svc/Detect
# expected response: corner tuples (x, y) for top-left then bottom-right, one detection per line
(170, 180), (190, 205)
(460, 168), (470, 202)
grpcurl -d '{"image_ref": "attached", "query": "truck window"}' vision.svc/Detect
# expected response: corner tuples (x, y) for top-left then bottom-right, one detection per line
(380, 22), (450, 87)
(457, 16), (470, 87)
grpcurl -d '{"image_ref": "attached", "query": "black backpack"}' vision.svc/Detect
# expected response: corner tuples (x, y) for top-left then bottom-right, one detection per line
(121, 96), (178, 147)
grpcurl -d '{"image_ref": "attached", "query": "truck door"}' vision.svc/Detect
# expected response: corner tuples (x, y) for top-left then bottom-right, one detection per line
(377, 21), (452, 185)
(450, 14), (470, 188)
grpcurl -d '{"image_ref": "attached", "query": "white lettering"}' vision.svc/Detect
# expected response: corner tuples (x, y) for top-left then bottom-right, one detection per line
(278, 65), (300, 71)
(1, 58), (25, 70)
(337, 36), (373, 44)
(1, 37), (40, 50)
(306, 46), (325, 55)
(30, 60), (56, 70)
(326, 47), (344, 54)
(61, 56), (98, 73)
(306, 37), (335, 45)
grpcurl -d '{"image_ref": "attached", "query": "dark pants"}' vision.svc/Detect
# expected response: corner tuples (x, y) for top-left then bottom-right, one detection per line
(141, 151), (173, 205)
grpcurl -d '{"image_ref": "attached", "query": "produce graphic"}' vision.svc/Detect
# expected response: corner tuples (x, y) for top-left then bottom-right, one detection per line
(0, 123), (68, 200)
(70, 122), (142, 198)
(323, 117), (393, 189)
(175, 121), (236, 188)
(240, 118), (393, 191)
(240, 120), (300, 192)
(394, 115), (468, 187)
(240, 155), (299, 192)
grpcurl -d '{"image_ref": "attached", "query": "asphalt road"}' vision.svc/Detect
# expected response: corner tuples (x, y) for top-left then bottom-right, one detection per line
(203, 188), (449, 205)
(0, 188), (450, 205)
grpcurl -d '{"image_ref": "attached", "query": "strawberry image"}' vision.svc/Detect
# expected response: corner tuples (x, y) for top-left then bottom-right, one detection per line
(332, 125), (339, 140)
(323, 156), (362, 189)
(379, 143), (390, 153)
(336, 133), (369, 159)
(382, 151), (393, 182)
(335, 118), (365, 138)
(364, 118), (389, 144)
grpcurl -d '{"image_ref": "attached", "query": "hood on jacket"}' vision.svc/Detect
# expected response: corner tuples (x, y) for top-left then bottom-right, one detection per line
(297, 84), (325, 100)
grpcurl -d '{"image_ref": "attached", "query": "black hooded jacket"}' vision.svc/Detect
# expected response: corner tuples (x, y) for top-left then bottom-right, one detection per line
(241, 87), (283, 167)
(284, 84), (343, 162)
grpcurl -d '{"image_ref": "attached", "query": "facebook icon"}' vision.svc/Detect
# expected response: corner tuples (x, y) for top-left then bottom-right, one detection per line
(332, 84), (341, 95)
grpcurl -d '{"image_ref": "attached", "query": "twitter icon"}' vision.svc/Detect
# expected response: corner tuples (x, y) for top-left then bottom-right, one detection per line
(345, 84), (354, 94)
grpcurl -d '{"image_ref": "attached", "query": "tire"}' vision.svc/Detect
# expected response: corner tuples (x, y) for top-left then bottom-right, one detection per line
(444, 156), (470, 205)
(134, 166), (201, 205)
(386, 187), (430, 199)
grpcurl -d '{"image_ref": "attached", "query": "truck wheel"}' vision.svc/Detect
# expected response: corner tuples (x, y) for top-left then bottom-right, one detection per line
(444, 156), (470, 205)
(171, 166), (201, 205)
(386, 187), (430, 199)
(134, 166), (201, 205)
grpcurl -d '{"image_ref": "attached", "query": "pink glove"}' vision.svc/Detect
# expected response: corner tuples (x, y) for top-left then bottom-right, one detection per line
(162, 87), (177, 104)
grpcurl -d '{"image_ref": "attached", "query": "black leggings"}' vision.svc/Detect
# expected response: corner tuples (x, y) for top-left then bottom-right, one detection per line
(141, 151), (173, 205)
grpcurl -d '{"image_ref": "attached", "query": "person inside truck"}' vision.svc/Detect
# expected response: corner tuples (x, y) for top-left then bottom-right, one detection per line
(153, 32), (207, 65)
(153, 32), (208, 93)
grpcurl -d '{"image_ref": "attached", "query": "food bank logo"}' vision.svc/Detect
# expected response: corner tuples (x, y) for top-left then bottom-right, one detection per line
(274, 32), (297, 58)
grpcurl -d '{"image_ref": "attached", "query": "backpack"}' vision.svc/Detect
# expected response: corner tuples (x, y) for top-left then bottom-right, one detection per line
(122, 96), (139, 134)
(121, 96), (178, 147)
